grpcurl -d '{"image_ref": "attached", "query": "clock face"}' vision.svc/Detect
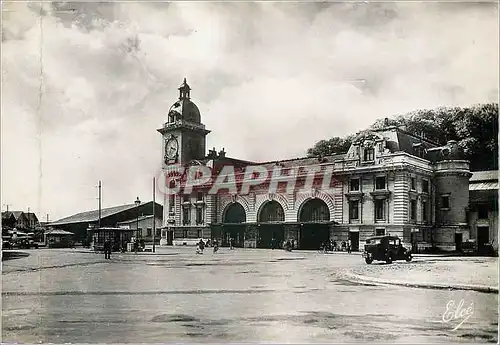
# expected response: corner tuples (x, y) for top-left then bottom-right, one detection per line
(165, 138), (179, 161)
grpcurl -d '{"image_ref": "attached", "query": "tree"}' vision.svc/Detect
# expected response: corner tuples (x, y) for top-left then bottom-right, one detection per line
(306, 136), (354, 157)
(306, 103), (498, 171)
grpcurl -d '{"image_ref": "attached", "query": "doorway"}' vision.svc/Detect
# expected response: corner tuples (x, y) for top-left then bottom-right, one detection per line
(349, 231), (359, 251)
(455, 233), (463, 253)
(300, 223), (330, 250)
(167, 230), (174, 245)
(258, 224), (284, 249)
(222, 224), (245, 247)
(477, 226), (490, 254)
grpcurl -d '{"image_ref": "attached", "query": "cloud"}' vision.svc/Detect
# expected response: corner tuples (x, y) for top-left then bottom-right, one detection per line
(1, 1), (498, 219)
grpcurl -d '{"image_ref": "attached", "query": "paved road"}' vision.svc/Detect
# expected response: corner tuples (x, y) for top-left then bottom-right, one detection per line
(2, 248), (498, 343)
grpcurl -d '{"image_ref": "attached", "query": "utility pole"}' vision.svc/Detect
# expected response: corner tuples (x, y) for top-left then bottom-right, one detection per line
(153, 177), (156, 253)
(98, 180), (102, 229)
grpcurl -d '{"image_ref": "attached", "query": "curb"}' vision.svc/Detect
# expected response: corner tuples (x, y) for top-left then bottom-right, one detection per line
(68, 250), (180, 256)
(342, 270), (499, 294)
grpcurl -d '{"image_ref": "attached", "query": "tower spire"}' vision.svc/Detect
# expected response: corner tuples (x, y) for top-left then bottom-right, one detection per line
(179, 78), (191, 100)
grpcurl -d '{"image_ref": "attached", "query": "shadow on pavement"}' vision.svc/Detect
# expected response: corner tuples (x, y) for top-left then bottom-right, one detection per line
(2, 251), (30, 261)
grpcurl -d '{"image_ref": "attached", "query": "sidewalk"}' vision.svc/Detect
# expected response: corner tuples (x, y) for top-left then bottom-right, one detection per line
(342, 256), (499, 293)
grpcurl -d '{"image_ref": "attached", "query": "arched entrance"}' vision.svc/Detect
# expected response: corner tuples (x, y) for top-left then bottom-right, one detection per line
(222, 203), (246, 247)
(299, 198), (330, 250)
(257, 201), (285, 249)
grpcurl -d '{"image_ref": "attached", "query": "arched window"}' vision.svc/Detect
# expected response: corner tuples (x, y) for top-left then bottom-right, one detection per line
(299, 199), (330, 222)
(258, 201), (285, 222)
(223, 203), (246, 223)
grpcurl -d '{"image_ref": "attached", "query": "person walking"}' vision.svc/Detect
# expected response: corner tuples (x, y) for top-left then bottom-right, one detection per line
(104, 240), (111, 259)
(347, 238), (352, 254)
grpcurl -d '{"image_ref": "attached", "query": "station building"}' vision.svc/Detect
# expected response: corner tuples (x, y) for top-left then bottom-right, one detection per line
(157, 79), (497, 252)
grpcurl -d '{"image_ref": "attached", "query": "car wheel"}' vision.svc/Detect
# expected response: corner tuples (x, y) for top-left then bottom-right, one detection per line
(405, 254), (412, 262)
(365, 257), (373, 264)
(385, 255), (392, 264)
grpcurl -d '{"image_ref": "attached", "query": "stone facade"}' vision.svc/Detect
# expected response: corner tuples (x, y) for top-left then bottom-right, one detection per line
(157, 80), (496, 252)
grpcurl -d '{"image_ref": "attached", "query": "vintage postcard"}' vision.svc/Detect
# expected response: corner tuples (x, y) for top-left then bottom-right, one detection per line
(2, 1), (498, 344)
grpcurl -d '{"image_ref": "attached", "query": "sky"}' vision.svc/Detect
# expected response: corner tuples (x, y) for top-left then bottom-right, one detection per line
(2, 1), (499, 221)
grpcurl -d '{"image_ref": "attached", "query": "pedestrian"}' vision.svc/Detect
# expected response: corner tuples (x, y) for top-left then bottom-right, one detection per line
(213, 239), (219, 254)
(333, 240), (337, 251)
(104, 240), (111, 259)
(271, 237), (275, 250)
(347, 238), (352, 254)
(291, 239), (295, 249)
(230, 237), (234, 250)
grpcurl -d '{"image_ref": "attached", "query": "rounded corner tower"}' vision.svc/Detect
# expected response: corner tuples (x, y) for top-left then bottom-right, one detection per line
(433, 140), (472, 250)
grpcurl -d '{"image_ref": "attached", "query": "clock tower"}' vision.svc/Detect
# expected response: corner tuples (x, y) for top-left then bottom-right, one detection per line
(157, 78), (211, 167)
(158, 79), (211, 245)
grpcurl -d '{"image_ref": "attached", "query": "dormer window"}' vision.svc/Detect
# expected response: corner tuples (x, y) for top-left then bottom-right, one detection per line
(363, 147), (375, 161)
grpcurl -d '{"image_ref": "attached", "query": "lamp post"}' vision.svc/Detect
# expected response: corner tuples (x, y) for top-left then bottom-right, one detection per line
(135, 197), (141, 253)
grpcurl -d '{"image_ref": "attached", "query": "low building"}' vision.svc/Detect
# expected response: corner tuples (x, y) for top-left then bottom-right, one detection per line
(89, 227), (135, 252)
(1, 211), (36, 230)
(49, 201), (163, 244)
(468, 170), (498, 254)
(116, 215), (162, 244)
(44, 229), (75, 248)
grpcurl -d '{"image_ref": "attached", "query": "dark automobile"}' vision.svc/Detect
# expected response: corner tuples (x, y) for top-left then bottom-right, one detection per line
(363, 235), (412, 264)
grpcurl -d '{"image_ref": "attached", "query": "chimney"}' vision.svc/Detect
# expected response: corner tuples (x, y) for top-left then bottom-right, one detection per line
(218, 148), (226, 158)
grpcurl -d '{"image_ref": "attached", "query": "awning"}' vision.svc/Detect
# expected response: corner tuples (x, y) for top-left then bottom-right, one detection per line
(469, 182), (498, 191)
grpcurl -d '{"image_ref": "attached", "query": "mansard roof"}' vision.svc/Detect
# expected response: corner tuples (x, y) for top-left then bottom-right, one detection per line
(371, 127), (439, 155)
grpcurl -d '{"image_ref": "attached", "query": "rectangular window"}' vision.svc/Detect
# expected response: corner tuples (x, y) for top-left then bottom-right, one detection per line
(196, 208), (204, 224)
(197, 191), (204, 202)
(183, 229), (188, 238)
(169, 195), (175, 212)
(156, 229), (161, 237)
(478, 205), (489, 219)
(375, 199), (385, 220)
(375, 176), (386, 190)
(350, 178), (360, 192)
(147, 228), (152, 237)
(375, 228), (385, 236)
(441, 195), (450, 209)
(197, 229), (202, 238)
(422, 180), (429, 194)
(183, 194), (190, 203)
(411, 177), (416, 191)
(363, 148), (375, 161)
(349, 200), (359, 220)
(410, 200), (417, 220)
(422, 201), (428, 223)
(182, 208), (191, 225)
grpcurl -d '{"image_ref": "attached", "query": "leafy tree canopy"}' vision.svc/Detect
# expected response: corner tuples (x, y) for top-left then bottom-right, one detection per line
(306, 103), (498, 171)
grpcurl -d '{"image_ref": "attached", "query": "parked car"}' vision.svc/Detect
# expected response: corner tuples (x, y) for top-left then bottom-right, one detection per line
(363, 235), (412, 264)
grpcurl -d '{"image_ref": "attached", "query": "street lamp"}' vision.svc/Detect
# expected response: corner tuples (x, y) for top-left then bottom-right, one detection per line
(135, 197), (141, 253)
